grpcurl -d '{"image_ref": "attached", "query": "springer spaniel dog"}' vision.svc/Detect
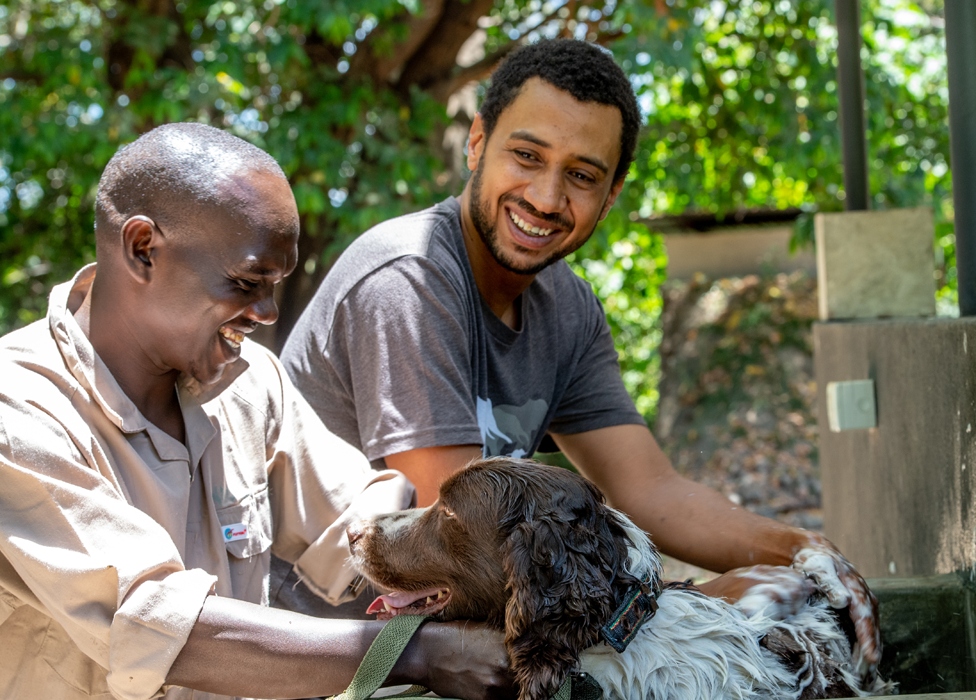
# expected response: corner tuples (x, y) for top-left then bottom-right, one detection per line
(348, 457), (892, 700)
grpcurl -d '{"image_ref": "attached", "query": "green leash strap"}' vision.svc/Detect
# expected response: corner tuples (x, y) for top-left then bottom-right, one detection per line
(331, 614), (429, 700)
(329, 613), (595, 700)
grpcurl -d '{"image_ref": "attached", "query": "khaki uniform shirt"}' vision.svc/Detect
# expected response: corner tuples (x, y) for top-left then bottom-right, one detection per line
(0, 266), (415, 700)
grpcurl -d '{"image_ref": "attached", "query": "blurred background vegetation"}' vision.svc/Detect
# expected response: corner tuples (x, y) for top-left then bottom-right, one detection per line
(0, 0), (953, 424)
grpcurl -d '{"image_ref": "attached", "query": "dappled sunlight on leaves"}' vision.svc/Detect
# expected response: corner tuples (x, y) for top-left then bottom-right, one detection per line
(0, 0), (956, 337)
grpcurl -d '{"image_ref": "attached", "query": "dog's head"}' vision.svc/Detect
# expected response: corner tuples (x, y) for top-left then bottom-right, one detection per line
(349, 457), (662, 700)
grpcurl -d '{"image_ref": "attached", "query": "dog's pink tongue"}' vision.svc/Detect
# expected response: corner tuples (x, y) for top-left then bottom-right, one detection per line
(366, 587), (445, 615)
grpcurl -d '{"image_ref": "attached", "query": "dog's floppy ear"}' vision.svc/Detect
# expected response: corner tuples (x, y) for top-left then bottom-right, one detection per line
(501, 476), (636, 700)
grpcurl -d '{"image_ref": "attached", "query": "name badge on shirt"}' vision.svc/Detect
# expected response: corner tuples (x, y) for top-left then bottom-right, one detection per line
(223, 523), (248, 543)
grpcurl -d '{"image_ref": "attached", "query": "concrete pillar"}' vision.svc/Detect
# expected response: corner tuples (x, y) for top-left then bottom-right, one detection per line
(815, 207), (936, 320)
(815, 318), (976, 579)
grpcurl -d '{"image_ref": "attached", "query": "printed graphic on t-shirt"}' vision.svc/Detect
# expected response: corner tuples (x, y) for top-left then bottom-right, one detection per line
(476, 396), (549, 458)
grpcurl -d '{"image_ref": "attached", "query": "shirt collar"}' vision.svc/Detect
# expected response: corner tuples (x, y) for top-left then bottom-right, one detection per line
(48, 264), (248, 438)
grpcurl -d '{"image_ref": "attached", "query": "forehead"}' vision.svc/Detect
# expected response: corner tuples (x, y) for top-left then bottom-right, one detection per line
(185, 171), (299, 270)
(490, 77), (623, 167)
(219, 169), (297, 225)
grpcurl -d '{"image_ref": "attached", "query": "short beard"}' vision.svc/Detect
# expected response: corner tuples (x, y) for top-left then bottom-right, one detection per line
(468, 162), (595, 276)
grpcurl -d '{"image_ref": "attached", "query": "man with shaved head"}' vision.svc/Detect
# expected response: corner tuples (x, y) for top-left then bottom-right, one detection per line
(0, 123), (510, 700)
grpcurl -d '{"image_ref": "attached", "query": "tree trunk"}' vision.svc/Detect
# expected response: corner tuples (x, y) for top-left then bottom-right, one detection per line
(271, 215), (333, 353)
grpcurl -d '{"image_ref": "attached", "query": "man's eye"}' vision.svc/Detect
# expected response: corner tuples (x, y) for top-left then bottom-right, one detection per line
(571, 171), (595, 184)
(234, 278), (258, 292)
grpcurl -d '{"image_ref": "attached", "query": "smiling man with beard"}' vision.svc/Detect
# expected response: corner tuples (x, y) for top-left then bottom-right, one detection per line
(281, 39), (883, 687)
(0, 123), (512, 700)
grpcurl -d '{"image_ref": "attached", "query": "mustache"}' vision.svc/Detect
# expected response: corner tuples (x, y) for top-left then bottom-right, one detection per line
(502, 195), (572, 230)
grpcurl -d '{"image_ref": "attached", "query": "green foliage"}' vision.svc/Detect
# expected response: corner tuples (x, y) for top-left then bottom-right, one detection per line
(616, 0), (950, 217)
(0, 0), (955, 422)
(1, 0), (454, 339)
(568, 207), (668, 421)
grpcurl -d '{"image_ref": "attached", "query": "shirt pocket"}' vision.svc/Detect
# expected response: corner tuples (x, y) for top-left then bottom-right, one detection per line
(215, 485), (273, 560)
(39, 618), (113, 697)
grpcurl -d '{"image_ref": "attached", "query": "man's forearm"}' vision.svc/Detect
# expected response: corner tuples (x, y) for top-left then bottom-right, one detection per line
(616, 469), (801, 573)
(167, 595), (513, 700)
(553, 424), (803, 574)
(167, 595), (393, 698)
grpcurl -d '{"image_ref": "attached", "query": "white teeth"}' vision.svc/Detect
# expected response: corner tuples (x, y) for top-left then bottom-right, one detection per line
(437, 590), (445, 599)
(509, 210), (554, 237)
(426, 596), (433, 604)
(219, 326), (244, 348)
(383, 601), (393, 613)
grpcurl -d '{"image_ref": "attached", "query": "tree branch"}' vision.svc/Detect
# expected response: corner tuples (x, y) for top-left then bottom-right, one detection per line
(0, 69), (46, 83)
(302, 29), (342, 70)
(427, 41), (520, 103)
(349, 0), (446, 84)
(592, 28), (627, 48)
(559, 0), (578, 38)
(423, 0), (582, 102)
(396, 0), (497, 92)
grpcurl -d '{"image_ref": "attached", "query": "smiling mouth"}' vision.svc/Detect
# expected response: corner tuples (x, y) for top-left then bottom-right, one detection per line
(366, 588), (452, 620)
(509, 208), (555, 237)
(219, 326), (245, 349)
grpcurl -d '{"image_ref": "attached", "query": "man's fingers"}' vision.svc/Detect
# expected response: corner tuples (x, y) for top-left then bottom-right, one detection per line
(731, 565), (815, 620)
(792, 549), (851, 609)
(793, 540), (883, 687)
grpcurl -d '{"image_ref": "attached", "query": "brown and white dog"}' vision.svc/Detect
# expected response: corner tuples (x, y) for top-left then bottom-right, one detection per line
(348, 457), (893, 700)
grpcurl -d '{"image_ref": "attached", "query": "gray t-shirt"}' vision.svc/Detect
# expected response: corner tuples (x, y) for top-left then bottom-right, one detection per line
(281, 197), (644, 468)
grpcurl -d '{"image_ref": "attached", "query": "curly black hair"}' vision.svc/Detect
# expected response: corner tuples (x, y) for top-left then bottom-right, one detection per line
(479, 39), (640, 184)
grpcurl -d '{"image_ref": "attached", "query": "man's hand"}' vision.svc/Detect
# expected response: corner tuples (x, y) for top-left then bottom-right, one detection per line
(791, 533), (880, 685)
(410, 621), (516, 700)
(700, 565), (815, 620)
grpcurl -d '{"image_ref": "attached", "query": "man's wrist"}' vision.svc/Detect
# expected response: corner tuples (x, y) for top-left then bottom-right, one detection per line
(388, 620), (433, 688)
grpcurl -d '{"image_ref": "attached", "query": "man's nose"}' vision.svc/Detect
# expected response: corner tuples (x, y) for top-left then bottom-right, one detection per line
(524, 168), (567, 216)
(245, 292), (279, 325)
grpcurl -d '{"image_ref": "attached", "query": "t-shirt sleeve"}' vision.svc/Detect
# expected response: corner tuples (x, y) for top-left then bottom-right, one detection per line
(304, 257), (484, 463)
(546, 289), (646, 436)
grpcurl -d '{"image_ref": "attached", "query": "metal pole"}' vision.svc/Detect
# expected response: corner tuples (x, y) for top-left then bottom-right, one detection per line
(834, 0), (870, 211)
(945, 0), (976, 316)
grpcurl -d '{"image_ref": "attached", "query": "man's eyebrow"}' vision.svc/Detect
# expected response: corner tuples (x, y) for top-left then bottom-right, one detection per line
(509, 129), (551, 149)
(508, 130), (610, 175)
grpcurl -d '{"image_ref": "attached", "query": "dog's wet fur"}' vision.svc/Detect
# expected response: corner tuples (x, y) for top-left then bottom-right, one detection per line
(349, 457), (893, 700)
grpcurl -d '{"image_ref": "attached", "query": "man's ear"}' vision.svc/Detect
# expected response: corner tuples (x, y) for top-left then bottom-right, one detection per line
(466, 113), (486, 173)
(599, 177), (626, 221)
(120, 215), (158, 284)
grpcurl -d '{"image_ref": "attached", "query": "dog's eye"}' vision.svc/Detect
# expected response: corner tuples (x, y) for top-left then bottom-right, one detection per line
(441, 506), (456, 518)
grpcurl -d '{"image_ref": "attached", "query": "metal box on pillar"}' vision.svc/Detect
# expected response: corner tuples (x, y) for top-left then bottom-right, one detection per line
(814, 207), (936, 320)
